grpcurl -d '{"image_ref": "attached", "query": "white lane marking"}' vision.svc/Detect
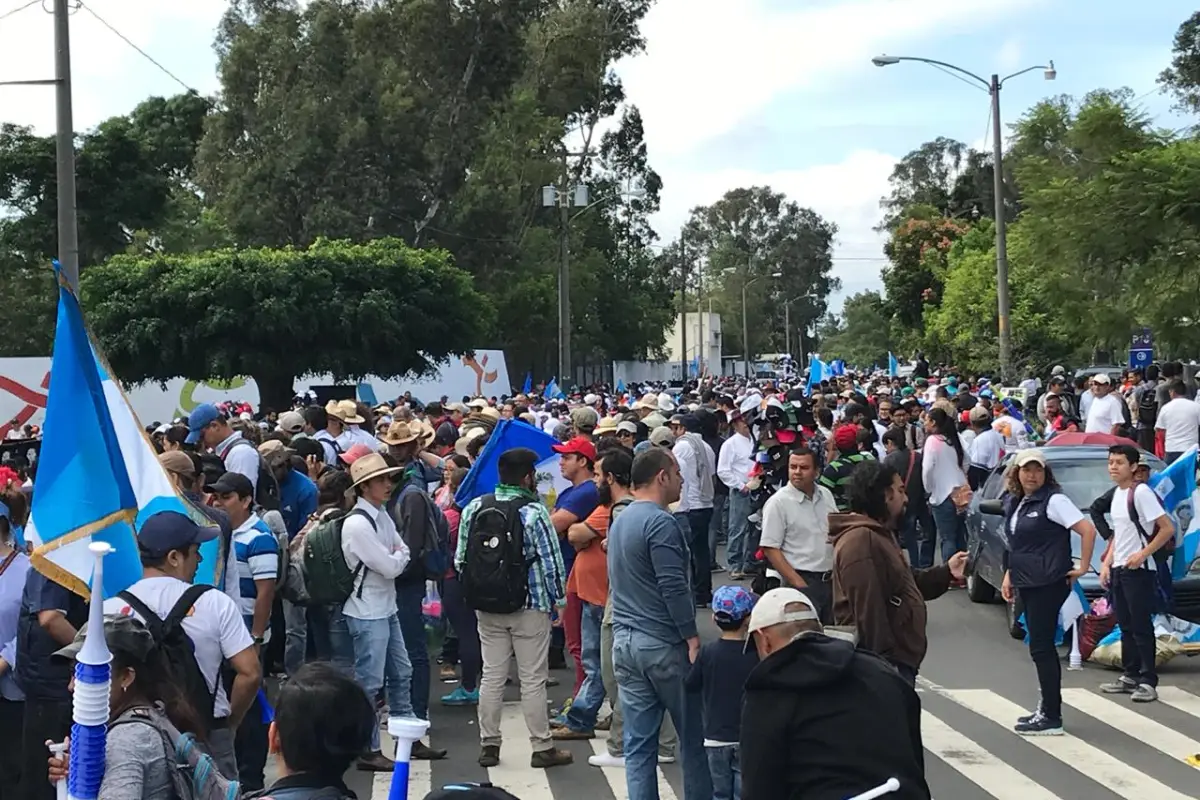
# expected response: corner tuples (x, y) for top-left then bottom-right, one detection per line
(945, 689), (1191, 800)
(1155, 686), (1200, 722)
(488, 701), (555, 800)
(1062, 688), (1200, 764)
(588, 732), (679, 800)
(921, 709), (1061, 799)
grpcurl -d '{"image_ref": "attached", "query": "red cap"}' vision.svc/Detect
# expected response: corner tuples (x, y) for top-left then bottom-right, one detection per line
(552, 436), (597, 462)
(833, 424), (859, 451)
(339, 443), (374, 465)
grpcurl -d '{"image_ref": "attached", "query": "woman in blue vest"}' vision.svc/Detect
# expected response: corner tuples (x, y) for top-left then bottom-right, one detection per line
(1000, 449), (1097, 736)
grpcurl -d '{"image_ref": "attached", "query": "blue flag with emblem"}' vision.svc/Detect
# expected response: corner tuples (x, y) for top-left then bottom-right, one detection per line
(521, 372), (532, 395)
(831, 360), (845, 377)
(29, 263), (222, 599)
(454, 419), (571, 508)
(1148, 445), (1199, 579)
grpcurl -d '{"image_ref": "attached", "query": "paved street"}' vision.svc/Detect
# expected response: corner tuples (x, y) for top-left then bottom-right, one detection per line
(273, 576), (1200, 800)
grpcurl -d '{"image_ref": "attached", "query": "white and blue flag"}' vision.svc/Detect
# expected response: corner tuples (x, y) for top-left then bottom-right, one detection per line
(1148, 445), (1199, 579)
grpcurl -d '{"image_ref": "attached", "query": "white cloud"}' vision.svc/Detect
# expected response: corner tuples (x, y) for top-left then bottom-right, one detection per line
(997, 37), (1024, 72)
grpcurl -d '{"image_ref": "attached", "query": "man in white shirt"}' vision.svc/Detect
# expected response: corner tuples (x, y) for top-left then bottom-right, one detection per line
(329, 399), (384, 452)
(1085, 373), (1125, 434)
(104, 511), (261, 781)
(759, 448), (837, 623)
(186, 403), (261, 492)
(1154, 379), (1200, 464)
(671, 414), (716, 605)
(1099, 444), (1175, 703)
(717, 410), (756, 579)
(340, 452), (442, 768)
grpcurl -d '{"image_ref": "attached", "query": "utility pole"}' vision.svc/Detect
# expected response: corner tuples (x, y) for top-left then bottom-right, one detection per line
(679, 234), (687, 383)
(54, 0), (80, 290)
(557, 150), (571, 389)
(990, 73), (1012, 383)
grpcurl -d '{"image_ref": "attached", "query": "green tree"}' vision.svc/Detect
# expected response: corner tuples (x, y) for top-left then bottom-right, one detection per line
(877, 137), (997, 230)
(818, 291), (895, 369)
(1160, 11), (1200, 115)
(80, 238), (491, 408)
(880, 207), (971, 330)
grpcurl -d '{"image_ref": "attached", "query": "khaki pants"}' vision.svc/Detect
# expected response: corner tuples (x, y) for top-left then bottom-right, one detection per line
(601, 620), (677, 758)
(477, 609), (553, 752)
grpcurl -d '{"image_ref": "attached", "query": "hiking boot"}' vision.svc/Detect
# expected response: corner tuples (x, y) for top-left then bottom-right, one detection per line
(356, 751), (394, 771)
(1132, 684), (1159, 703)
(531, 747), (574, 768)
(412, 741), (447, 760)
(594, 713), (612, 731)
(588, 752), (625, 768)
(551, 725), (595, 740)
(441, 687), (479, 706)
(1100, 676), (1137, 694)
(1014, 712), (1063, 736)
(478, 745), (500, 768)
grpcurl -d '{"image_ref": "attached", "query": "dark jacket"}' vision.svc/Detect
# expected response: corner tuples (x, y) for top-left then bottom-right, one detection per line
(884, 448), (924, 512)
(829, 513), (951, 671)
(244, 773), (356, 800)
(1004, 487), (1073, 588)
(740, 633), (930, 800)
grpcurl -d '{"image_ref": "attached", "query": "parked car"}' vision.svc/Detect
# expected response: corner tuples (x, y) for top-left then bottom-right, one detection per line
(964, 445), (1200, 638)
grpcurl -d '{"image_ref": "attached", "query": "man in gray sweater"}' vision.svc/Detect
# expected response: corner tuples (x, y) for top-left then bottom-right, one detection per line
(608, 447), (711, 800)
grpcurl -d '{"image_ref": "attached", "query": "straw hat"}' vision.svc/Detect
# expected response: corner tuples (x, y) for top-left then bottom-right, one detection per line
(326, 399), (365, 425)
(349, 453), (403, 487)
(413, 419), (436, 449)
(380, 420), (419, 446)
(594, 416), (620, 436)
(455, 426), (487, 457)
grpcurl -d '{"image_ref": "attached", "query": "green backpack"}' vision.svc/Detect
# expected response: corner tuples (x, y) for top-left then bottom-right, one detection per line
(302, 508), (372, 605)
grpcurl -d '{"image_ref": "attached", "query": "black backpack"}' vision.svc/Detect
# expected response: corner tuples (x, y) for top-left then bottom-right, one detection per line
(222, 439), (281, 511)
(460, 494), (538, 614)
(390, 483), (452, 580)
(1138, 385), (1160, 428)
(118, 585), (219, 732)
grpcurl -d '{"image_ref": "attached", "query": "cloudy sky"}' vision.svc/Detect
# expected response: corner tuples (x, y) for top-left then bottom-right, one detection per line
(0, 0), (1191, 311)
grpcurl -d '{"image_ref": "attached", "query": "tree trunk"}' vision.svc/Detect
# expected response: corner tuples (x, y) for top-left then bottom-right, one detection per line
(254, 373), (297, 415)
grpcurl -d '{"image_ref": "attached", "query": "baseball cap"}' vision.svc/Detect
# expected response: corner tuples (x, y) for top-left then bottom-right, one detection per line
(1012, 449), (1047, 468)
(552, 436), (597, 462)
(569, 406), (599, 432)
(648, 427), (676, 447)
(747, 587), (819, 635)
(208, 471), (254, 498)
(711, 585), (755, 623)
(616, 420), (638, 435)
(1092, 372), (1112, 384)
(258, 438), (292, 468)
(277, 410), (305, 435)
(185, 403), (222, 444)
(158, 450), (195, 477)
(137, 510), (218, 558)
(52, 615), (156, 663)
(340, 443), (375, 465)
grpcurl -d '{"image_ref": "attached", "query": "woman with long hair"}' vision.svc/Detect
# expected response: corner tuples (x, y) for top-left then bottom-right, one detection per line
(48, 615), (206, 799)
(922, 406), (970, 572)
(999, 450), (1096, 735)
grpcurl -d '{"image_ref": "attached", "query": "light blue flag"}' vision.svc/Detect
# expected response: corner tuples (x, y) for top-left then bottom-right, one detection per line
(1148, 445), (1199, 578)
(521, 372), (532, 395)
(454, 419), (571, 508)
(888, 352), (899, 377)
(357, 381), (379, 407)
(543, 378), (558, 401)
(30, 266), (221, 599)
(805, 355), (831, 396)
(831, 360), (845, 377)
(616, 379), (626, 395)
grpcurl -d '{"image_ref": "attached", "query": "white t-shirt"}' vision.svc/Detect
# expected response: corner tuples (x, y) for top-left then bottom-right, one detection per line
(969, 428), (1004, 470)
(1085, 393), (1125, 434)
(1109, 484), (1168, 569)
(104, 576), (254, 719)
(1155, 397), (1200, 453)
(1008, 493), (1084, 534)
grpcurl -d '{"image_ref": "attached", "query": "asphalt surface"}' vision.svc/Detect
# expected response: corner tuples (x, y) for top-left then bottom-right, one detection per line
(265, 569), (1200, 800)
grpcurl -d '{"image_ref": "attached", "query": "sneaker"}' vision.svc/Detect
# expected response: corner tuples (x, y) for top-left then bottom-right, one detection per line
(711, 563), (726, 573)
(412, 741), (447, 760)
(441, 687), (479, 706)
(1100, 676), (1138, 694)
(547, 676), (560, 688)
(595, 714), (612, 731)
(1014, 712), (1063, 736)
(588, 752), (625, 768)
(531, 747), (574, 768)
(356, 751), (394, 771)
(1132, 684), (1159, 703)
(551, 725), (595, 740)
(438, 664), (458, 683)
(550, 697), (573, 718)
(658, 753), (676, 764)
(478, 745), (500, 768)
(1016, 705), (1043, 725)
(729, 570), (746, 580)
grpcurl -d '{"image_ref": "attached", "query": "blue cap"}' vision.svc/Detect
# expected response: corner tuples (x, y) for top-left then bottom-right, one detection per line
(185, 403), (222, 445)
(137, 511), (217, 558)
(711, 585), (755, 622)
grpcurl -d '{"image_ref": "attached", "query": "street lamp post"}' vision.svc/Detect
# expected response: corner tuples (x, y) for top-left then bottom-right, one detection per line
(784, 292), (814, 365)
(740, 270), (783, 379)
(871, 54), (1055, 382)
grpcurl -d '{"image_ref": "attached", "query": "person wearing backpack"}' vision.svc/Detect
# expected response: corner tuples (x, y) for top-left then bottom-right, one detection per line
(103, 511), (262, 781)
(456, 447), (573, 770)
(186, 403), (280, 511)
(1099, 444), (1176, 704)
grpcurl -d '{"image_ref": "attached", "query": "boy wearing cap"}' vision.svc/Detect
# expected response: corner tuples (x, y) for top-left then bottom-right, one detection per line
(684, 586), (759, 800)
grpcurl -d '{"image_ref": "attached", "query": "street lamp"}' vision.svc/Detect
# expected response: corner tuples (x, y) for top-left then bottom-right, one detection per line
(784, 292), (816, 365)
(740, 271), (783, 379)
(871, 54), (1055, 382)
(542, 174), (646, 387)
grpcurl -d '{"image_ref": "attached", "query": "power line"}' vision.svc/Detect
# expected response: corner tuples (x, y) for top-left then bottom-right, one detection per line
(77, 1), (193, 93)
(929, 62), (988, 94)
(0, 0), (40, 22)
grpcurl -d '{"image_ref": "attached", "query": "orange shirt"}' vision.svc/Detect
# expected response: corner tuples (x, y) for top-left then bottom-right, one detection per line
(567, 504), (610, 605)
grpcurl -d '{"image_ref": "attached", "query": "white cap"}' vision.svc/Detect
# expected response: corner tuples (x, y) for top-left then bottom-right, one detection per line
(616, 420), (638, 434)
(747, 587), (819, 635)
(1012, 448), (1047, 468)
(584, 393), (599, 405)
(468, 398), (489, 409)
(657, 392), (676, 412)
(1092, 372), (1111, 384)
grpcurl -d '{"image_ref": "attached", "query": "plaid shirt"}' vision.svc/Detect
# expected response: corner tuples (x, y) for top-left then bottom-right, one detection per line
(456, 484), (566, 613)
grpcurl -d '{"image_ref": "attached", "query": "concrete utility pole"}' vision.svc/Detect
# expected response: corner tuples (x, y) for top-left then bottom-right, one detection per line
(679, 233), (687, 383)
(558, 151), (571, 388)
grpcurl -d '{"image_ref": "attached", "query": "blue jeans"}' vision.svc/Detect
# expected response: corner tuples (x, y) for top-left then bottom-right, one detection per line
(396, 579), (431, 720)
(612, 627), (711, 800)
(931, 497), (966, 565)
(900, 507), (935, 569)
(707, 744), (741, 800)
(677, 509), (713, 604)
(709, 493), (727, 563)
(725, 490), (753, 573)
(310, 604), (355, 676)
(563, 601), (606, 731)
(346, 613), (414, 751)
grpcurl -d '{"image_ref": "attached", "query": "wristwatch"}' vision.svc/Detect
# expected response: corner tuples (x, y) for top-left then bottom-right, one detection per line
(252, 635), (265, 646)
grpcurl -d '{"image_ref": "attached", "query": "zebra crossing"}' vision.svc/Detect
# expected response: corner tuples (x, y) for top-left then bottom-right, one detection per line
(345, 683), (1200, 800)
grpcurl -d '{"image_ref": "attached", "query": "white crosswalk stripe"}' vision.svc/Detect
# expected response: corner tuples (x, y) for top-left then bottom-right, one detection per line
(365, 687), (1200, 799)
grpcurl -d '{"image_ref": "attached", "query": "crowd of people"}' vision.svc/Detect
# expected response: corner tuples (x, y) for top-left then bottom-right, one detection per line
(0, 357), (1190, 800)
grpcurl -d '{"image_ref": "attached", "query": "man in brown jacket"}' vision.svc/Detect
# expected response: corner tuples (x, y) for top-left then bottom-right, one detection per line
(830, 460), (967, 686)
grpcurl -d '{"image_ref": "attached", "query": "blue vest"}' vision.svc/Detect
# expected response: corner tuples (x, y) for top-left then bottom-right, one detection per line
(1004, 486), (1074, 589)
